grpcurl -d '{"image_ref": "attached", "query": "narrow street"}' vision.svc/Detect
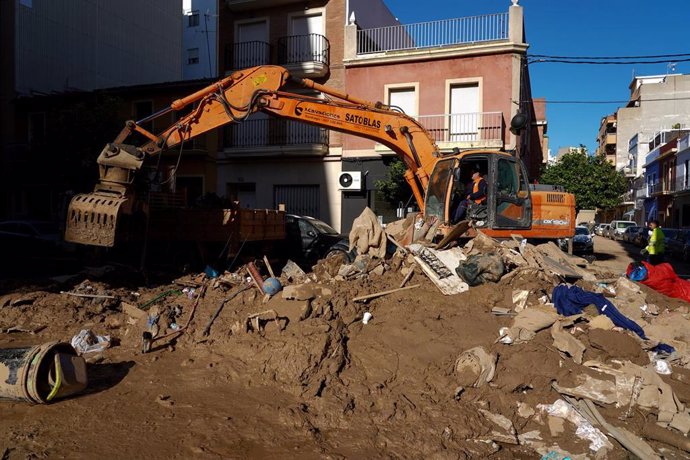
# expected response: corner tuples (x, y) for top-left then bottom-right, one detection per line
(591, 234), (690, 277)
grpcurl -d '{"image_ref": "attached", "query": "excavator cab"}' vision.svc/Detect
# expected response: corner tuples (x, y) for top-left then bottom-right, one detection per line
(425, 152), (533, 232)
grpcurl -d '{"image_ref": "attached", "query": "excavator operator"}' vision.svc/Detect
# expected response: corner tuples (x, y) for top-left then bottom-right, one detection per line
(452, 166), (487, 224)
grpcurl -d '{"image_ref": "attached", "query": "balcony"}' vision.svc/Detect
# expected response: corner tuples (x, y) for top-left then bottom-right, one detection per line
(357, 14), (509, 56)
(374, 112), (504, 154)
(635, 187), (648, 199)
(277, 34), (329, 77)
(225, 41), (271, 72)
(222, 118), (328, 156)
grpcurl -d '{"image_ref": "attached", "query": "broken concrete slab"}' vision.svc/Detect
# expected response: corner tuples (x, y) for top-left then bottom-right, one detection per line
(409, 245), (469, 295)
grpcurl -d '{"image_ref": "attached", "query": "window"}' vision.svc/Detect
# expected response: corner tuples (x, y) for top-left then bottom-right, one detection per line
(388, 87), (417, 117)
(188, 11), (199, 27)
(187, 48), (199, 65)
(685, 160), (689, 189)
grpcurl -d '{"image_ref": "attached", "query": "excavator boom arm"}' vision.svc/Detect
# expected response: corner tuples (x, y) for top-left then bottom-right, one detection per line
(66, 65), (443, 246)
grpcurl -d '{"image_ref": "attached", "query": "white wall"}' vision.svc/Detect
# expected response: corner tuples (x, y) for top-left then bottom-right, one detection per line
(616, 74), (690, 169)
(15, 0), (182, 94)
(182, 0), (218, 80)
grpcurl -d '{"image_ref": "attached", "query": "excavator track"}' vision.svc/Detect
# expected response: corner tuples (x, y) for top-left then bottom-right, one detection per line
(64, 193), (128, 247)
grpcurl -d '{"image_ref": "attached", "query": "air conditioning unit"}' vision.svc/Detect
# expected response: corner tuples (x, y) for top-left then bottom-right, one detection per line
(338, 171), (362, 191)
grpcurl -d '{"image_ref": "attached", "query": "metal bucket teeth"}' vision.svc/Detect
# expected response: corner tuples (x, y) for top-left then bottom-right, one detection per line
(64, 193), (127, 247)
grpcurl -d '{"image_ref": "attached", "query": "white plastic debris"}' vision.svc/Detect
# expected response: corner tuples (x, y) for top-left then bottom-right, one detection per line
(654, 359), (672, 375)
(362, 312), (373, 324)
(71, 329), (111, 355)
(498, 327), (513, 344)
(538, 399), (613, 453)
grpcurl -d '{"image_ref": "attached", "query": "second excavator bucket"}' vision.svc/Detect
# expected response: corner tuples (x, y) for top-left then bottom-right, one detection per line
(64, 193), (128, 247)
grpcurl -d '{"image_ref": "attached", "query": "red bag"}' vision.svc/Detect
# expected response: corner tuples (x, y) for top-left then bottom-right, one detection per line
(627, 261), (690, 303)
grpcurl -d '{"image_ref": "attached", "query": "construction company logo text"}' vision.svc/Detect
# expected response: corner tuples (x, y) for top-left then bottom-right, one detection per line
(344, 113), (381, 129)
(294, 104), (340, 121)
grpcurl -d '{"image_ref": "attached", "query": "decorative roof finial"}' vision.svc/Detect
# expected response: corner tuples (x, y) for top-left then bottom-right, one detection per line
(349, 11), (356, 25)
(511, 0), (519, 5)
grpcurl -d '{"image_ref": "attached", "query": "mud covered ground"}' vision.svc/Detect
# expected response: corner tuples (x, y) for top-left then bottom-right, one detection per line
(1, 239), (690, 459)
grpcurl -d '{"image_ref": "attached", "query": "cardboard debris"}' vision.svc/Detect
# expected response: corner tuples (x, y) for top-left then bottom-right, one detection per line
(478, 409), (518, 444)
(501, 307), (559, 344)
(552, 375), (618, 405)
(550, 321), (586, 364)
(282, 284), (332, 301)
(512, 289), (529, 312)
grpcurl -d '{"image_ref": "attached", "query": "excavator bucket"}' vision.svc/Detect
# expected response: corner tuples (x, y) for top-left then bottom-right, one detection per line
(64, 193), (128, 247)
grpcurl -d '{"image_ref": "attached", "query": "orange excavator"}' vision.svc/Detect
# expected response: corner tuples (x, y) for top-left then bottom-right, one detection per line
(65, 65), (575, 248)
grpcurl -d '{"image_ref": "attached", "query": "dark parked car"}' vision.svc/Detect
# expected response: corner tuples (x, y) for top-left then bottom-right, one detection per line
(0, 220), (66, 258)
(666, 229), (690, 261)
(622, 226), (641, 244)
(559, 226), (594, 255)
(284, 214), (354, 268)
(632, 226), (648, 247)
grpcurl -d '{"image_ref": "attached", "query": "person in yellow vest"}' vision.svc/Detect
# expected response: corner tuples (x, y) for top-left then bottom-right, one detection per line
(452, 167), (487, 223)
(641, 219), (665, 265)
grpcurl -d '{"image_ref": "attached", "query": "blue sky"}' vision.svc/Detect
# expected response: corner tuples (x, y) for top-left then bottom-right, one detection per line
(387, 0), (690, 156)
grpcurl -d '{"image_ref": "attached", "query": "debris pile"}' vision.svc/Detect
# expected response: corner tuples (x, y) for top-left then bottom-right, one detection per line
(3, 211), (690, 457)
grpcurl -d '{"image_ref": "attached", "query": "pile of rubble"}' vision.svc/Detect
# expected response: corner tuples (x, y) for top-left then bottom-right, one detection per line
(3, 208), (690, 457)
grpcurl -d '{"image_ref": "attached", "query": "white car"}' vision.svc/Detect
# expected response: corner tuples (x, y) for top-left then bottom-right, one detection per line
(609, 220), (637, 240)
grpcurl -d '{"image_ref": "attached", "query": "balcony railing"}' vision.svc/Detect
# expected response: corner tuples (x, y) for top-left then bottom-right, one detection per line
(357, 13), (509, 55)
(226, 41), (271, 71)
(416, 112), (504, 144)
(277, 34), (329, 66)
(223, 118), (328, 149)
(649, 182), (662, 195)
(635, 187), (648, 198)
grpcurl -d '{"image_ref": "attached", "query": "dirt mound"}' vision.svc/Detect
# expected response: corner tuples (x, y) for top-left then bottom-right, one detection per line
(1, 233), (690, 458)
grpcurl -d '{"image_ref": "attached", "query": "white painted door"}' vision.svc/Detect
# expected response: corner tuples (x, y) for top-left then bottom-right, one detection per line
(449, 84), (479, 142)
(389, 88), (417, 117)
(289, 13), (324, 62)
(236, 20), (269, 68)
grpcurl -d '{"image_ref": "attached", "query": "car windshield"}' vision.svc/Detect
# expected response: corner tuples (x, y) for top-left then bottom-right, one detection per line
(575, 227), (589, 235)
(307, 219), (339, 235)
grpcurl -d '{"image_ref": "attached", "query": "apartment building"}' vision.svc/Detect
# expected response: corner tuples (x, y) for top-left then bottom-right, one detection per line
(0, 0), (183, 219)
(183, 0), (219, 80)
(615, 74), (690, 169)
(341, 2), (546, 226)
(595, 114), (617, 165)
(638, 129), (690, 226)
(216, 0), (546, 231)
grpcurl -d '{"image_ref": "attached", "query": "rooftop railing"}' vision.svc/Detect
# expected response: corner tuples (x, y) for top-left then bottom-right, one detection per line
(357, 13), (509, 55)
